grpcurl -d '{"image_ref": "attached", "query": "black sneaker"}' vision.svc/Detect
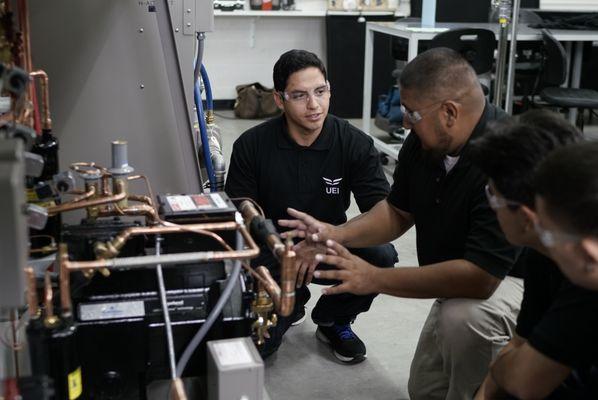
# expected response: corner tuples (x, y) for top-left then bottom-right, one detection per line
(316, 324), (366, 364)
(290, 307), (306, 326)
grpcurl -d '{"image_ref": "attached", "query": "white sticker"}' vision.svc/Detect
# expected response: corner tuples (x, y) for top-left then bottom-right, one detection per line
(166, 195), (196, 211)
(212, 340), (254, 367)
(79, 300), (145, 321)
(210, 193), (228, 209)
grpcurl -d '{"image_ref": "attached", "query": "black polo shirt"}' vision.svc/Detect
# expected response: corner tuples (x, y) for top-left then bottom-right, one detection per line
(516, 248), (598, 370)
(387, 101), (520, 278)
(225, 114), (390, 229)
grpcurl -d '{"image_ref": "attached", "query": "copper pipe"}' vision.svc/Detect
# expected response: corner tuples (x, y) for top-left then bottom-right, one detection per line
(18, 0), (32, 73)
(43, 270), (58, 327)
(127, 194), (153, 206)
(66, 224), (258, 271)
(239, 200), (285, 256)
(29, 70), (51, 130)
(46, 179), (126, 216)
(24, 267), (39, 318)
(70, 186), (96, 203)
(96, 203), (160, 225)
(58, 244), (72, 317)
(278, 241), (296, 317)
(94, 221), (237, 260)
(255, 266), (281, 308)
(128, 174), (156, 207)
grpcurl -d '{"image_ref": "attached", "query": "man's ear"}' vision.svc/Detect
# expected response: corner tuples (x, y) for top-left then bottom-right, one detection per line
(273, 91), (284, 110)
(443, 101), (459, 127)
(519, 205), (537, 232)
(581, 237), (598, 265)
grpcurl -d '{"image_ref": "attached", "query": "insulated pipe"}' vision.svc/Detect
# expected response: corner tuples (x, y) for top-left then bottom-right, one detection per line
(195, 82), (217, 190)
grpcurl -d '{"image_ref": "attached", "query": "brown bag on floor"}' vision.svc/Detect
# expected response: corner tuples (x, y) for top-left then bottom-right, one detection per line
(234, 82), (281, 119)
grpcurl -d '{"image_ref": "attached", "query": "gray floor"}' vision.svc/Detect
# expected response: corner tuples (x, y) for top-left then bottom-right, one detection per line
(216, 110), (431, 400)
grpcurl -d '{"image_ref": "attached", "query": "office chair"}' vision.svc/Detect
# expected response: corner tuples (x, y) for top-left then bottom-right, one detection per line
(429, 28), (496, 95)
(536, 29), (598, 130)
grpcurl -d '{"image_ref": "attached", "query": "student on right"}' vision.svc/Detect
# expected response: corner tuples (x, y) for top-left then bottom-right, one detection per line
(468, 110), (598, 399)
(535, 141), (598, 292)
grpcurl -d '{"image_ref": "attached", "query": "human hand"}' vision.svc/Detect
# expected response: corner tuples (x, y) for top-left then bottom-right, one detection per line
(312, 240), (379, 296)
(278, 208), (338, 243)
(293, 240), (336, 287)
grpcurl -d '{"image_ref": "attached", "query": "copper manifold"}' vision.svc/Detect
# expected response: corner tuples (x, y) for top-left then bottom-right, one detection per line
(47, 179), (127, 216)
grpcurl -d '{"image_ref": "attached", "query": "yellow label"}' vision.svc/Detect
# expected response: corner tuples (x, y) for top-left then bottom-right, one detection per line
(68, 367), (83, 399)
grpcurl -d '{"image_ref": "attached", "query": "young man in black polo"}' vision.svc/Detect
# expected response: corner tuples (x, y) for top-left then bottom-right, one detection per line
(535, 142), (598, 291)
(225, 49), (397, 363)
(466, 110), (598, 399)
(280, 48), (521, 400)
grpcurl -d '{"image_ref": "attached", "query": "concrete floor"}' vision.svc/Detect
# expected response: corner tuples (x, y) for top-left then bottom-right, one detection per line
(216, 110), (432, 400)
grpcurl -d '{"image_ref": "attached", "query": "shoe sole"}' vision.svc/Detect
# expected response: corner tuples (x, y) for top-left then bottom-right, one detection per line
(290, 313), (306, 326)
(315, 329), (366, 364)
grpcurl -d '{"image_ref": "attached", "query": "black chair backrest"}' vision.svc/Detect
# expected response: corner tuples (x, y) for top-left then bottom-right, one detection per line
(541, 29), (568, 87)
(429, 28), (496, 74)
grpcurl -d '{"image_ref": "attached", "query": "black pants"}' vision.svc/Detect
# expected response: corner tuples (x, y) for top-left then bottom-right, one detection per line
(254, 243), (397, 352)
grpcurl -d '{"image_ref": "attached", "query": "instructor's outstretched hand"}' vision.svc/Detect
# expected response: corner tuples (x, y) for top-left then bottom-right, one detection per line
(313, 240), (379, 296)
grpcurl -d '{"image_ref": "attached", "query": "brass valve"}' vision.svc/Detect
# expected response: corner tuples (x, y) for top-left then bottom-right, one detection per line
(251, 289), (278, 346)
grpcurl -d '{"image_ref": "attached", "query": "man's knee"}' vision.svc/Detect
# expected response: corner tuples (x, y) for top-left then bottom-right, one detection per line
(435, 298), (492, 352)
(349, 244), (398, 268)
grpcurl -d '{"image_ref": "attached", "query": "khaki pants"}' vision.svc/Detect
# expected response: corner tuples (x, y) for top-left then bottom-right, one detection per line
(408, 276), (524, 400)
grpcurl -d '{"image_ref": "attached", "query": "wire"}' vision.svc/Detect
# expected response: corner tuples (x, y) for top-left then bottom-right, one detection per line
(175, 231), (243, 376)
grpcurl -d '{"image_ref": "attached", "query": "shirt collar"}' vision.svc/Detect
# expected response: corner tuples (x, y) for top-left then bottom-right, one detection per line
(276, 114), (334, 151)
(454, 100), (493, 168)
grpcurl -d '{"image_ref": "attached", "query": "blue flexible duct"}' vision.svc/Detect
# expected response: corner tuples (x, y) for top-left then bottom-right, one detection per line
(194, 81), (217, 190)
(200, 64), (213, 111)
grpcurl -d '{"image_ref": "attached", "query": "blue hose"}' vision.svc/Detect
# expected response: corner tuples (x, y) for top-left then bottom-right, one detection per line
(200, 64), (213, 111)
(195, 80), (217, 190)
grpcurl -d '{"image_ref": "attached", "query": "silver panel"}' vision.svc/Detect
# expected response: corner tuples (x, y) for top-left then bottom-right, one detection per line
(0, 140), (27, 309)
(29, 0), (203, 207)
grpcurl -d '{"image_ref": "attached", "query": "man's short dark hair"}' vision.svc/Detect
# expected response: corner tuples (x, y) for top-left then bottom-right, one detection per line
(535, 141), (598, 236)
(399, 47), (476, 99)
(273, 49), (327, 92)
(469, 109), (582, 207)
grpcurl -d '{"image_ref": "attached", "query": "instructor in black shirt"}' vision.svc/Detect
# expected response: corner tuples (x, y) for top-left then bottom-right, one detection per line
(225, 49), (397, 364)
(281, 48), (521, 400)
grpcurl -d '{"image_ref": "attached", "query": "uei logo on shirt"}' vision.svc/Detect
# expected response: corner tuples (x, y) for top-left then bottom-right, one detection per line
(323, 177), (342, 195)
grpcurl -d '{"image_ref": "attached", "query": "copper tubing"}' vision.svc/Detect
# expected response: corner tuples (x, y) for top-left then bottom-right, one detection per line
(255, 266), (281, 308)
(24, 267), (39, 318)
(17, 0), (32, 73)
(43, 270), (57, 327)
(127, 194), (154, 207)
(47, 179), (126, 216)
(94, 221), (238, 259)
(70, 186), (96, 203)
(29, 70), (51, 130)
(58, 244), (72, 317)
(96, 203), (159, 225)
(66, 224), (258, 271)
(278, 243), (296, 317)
(170, 378), (188, 400)
(128, 174), (156, 207)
